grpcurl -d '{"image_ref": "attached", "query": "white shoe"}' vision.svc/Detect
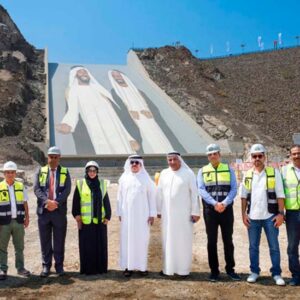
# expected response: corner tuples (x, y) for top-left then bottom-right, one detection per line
(273, 275), (285, 286)
(247, 272), (259, 283)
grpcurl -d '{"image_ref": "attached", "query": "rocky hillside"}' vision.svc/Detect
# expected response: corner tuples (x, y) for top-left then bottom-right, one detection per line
(136, 46), (300, 157)
(0, 5), (46, 164)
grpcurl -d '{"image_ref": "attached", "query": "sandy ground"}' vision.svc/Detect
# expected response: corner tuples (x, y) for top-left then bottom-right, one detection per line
(0, 170), (300, 299)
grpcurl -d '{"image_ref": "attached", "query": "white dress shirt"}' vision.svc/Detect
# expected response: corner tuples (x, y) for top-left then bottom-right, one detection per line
(240, 168), (285, 220)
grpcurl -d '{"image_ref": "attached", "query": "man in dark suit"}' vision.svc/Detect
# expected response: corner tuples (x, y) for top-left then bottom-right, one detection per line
(34, 146), (71, 277)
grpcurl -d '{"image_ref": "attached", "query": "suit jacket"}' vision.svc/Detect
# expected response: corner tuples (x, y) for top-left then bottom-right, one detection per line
(34, 165), (71, 215)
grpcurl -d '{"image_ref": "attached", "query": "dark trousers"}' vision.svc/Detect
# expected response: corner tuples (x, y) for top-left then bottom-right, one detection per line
(38, 211), (67, 272)
(203, 205), (235, 275)
(286, 210), (300, 278)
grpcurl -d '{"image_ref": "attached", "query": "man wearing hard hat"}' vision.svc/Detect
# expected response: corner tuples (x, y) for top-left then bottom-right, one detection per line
(0, 161), (30, 280)
(240, 144), (285, 285)
(34, 146), (71, 277)
(197, 143), (240, 282)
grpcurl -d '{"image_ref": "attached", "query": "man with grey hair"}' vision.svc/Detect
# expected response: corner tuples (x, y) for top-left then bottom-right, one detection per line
(157, 151), (200, 277)
(34, 146), (71, 277)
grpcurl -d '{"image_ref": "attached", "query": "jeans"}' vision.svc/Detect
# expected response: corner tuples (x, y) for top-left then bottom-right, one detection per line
(203, 205), (235, 275)
(248, 215), (281, 276)
(286, 210), (300, 278)
(0, 220), (25, 272)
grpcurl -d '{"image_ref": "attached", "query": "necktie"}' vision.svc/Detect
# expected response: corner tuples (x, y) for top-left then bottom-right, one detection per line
(49, 169), (55, 200)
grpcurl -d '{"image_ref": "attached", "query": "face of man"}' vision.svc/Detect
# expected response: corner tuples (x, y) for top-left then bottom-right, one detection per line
(208, 152), (221, 167)
(111, 70), (128, 87)
(290, 146), (300, 168)
(76, 69), (90, 85)
(167, 155), (181, 171)
(130, 160), (141, 173)
(4, 170), (16, 185)
(251, 152), (265, 169)
(48, 155), (60, 169)
(87, 167), (98, 179)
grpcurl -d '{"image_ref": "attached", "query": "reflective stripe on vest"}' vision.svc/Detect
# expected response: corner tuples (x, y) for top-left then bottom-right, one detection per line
(243, 166), (278, 214)
(282, 164), (300, 210)
(77, 179), (107, 224)
(202, 163), (231, 202)
(39, 165), (68, 187)
(0, 180), (24, 219)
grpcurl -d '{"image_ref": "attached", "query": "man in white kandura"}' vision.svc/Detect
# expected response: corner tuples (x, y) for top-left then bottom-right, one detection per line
(117, 155), (157, 277)
(157, 151), (200, 277)
(108, 70), (173, 154)
(56, 66), (139, 154)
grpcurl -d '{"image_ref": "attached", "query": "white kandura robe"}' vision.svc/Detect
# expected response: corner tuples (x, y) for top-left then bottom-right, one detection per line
(109, 71), (173, 154)
(117, 172), (157, 271)
(157, 167), (200, 275)
(61, 85), (134, 154)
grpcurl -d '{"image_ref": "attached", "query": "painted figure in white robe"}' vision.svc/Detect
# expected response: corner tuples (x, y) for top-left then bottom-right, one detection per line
(117, 155), (157, 277)
(56, 66), (139, 154)
(157, 151), (200, 276)
(108, 70), (173, 154)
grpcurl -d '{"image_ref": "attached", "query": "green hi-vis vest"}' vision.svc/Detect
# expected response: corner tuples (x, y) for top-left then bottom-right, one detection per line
(243, 166), (278, 214)
(39, 165), (68, 187)
(0, 180), (25, 225)
(76, 178), (107, 224)
(202, 162), (231, 205)
(281, 164), (300, 210)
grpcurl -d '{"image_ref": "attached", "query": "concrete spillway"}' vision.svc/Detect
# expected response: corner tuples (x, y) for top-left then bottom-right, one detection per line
(48, 50), (231, 159)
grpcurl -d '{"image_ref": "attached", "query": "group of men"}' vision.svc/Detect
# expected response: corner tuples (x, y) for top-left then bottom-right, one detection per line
(0, 143), (300, 287)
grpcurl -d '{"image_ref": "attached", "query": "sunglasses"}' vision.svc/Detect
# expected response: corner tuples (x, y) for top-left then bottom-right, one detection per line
(251, 154), (263, 159)
(130, 160), (140, 165)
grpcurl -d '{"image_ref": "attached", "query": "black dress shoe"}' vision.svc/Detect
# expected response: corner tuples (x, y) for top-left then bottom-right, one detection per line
(0, 270), (7, 280)
(123, 269), (133, 277)
(138, 270), (149, 277)
(56, 269), (65, 276)
(40, 267), (50, 278)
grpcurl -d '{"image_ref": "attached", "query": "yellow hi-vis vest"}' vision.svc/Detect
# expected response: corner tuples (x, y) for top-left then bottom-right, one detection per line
(202, 162), (231, 204)
(0, 180), (25, 224)
(76, 178), (107, 224)
(281, 164), (300, 210)
(39, 165), (68, 187)
(243, 166), (278, 214)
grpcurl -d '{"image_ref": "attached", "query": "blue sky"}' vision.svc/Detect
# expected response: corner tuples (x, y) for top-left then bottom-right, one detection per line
(1, 0), (300, 64)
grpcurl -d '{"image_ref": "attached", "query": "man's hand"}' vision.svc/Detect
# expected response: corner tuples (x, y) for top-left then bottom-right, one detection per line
(272, 214), (284, 228)
(56, 123), (72, 134)
(214, 203), (225, 213)
(75, 215), (82, 230)
(191, 215), (200, 223)
(24, 217), (29, 228)
(46, 200), (58, 211)
(242, 213), (251, 228)
(148, 217), (154, 225)
(130, 140), (140, 151)
(129, 110), (140, 120)
(102, 218), (109, 225)
(141, 110), (153, 119)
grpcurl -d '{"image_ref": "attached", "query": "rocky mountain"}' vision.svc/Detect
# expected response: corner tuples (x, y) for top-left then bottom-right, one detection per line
(0, 5), (46, 164)
(136, 46), (300, 157)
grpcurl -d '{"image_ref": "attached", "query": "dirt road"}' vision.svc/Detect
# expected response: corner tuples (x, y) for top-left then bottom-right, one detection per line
(0, 173), (299, 299)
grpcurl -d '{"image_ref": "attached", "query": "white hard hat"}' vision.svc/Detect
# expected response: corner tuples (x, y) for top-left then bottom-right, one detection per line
(85, 161), (99, 169)
(47, 146), (61, 155)
(3, 161), (17, 171)
(250, 144), (266, 154)
(206, 143), (221, 155)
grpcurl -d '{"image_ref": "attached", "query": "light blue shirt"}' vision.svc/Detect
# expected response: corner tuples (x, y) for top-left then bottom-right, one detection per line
(197, 165), (237, 207)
